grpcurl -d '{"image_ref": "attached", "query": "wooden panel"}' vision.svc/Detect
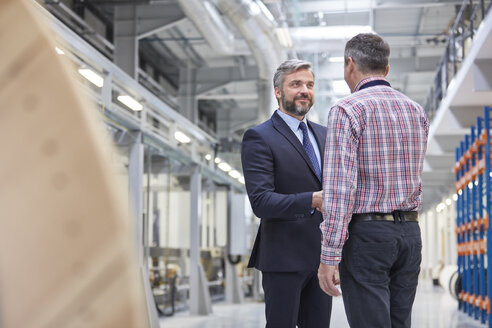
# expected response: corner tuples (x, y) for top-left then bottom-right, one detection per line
(0, 1), (148, 327)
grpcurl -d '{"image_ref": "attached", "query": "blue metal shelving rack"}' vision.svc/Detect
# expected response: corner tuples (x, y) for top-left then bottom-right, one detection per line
(485, 106), (492, 326)
(455, 106), (492, 326)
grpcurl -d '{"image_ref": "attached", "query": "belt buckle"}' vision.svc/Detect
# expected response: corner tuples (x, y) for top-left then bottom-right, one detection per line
(392, 211), (405, 223)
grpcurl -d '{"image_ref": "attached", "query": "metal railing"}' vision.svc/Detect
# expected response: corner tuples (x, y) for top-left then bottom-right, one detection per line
(424, 0), (492, 120)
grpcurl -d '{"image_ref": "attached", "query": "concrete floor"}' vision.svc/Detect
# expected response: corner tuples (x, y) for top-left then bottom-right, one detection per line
(161, 281), (486, 328)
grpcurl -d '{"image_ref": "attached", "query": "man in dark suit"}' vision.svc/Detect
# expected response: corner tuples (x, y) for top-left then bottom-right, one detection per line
(241, 59), (332, 328)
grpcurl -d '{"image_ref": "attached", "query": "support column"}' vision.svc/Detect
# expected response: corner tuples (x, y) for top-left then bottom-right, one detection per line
(446, 201), (457, 265)
(258, 79), (273, 123)
(129, 131), (144, 261)
(114, 5), (138, 79)
(426, 210), (439, 282)
(128, 132), (160, 328)
(431, 210), (439, 272)
(225, 190), (245, 304)
(189, 164), (212, 315)
(216, 106), (231, 140)
(225, 253), (244, 304)
(178, 65), (198, 123)
(113, 3), (185, 79)
(102, 72), (112, 112)
(143, 149), (152, 259)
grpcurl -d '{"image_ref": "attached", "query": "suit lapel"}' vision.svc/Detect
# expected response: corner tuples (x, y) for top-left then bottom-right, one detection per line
(271, 112), (319, 181)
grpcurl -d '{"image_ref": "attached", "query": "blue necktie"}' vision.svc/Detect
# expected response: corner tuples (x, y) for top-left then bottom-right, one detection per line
(299, 122), (321, 181)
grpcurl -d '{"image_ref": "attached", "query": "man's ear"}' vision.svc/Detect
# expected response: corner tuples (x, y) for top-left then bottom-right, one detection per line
(274, 86), (281, 100)
(346, 57), (355, 74)
(384, 65), (390, 77)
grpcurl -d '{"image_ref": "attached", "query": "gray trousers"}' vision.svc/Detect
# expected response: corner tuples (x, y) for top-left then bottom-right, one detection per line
(340, 220), (421, 328)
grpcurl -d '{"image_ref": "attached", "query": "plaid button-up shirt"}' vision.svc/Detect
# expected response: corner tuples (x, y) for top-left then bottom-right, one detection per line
(320, 76), (429, 266)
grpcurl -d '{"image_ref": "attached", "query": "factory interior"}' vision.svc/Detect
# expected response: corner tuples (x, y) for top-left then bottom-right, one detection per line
(2, 0), (492, 327)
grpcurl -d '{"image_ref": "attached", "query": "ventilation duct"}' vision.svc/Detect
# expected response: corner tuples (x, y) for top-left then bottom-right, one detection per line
(178, 0), (287, 123)
(176, 0), (235, 55)
(215, 0), (287, 123)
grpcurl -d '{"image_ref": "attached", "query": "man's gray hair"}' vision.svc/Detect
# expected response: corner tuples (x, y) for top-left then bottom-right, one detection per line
(273, 59), (314, 89)
(344, 33), (390, 74)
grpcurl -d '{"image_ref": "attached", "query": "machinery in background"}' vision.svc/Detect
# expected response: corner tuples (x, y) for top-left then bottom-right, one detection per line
(148, 246), (254, 316)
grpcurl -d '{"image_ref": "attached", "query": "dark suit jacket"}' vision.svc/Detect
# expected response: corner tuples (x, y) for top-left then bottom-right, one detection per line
(241, 111), (327, 272)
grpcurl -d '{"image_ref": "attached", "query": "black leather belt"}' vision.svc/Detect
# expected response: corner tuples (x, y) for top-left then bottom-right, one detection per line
(352, 211), (418, 223)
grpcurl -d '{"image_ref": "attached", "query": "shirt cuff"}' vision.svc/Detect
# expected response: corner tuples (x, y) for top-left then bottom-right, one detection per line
(320, 245), (342, 266)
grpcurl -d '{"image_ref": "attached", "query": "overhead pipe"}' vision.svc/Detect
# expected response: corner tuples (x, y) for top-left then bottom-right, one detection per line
(214, 0), (287, 123)
(177, 0), (287, 122)
(176, 0), (235, 55)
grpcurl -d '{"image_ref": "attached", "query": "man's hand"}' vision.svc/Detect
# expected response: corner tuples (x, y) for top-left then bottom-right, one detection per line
(312, 190), (323, 211)
(318, 263), (341, 296)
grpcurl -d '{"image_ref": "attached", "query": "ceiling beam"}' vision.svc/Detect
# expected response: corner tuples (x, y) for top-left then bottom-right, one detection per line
(197, 93), (258, 100)
(294, 0), (463, 13)
(195, 66), (258, 95)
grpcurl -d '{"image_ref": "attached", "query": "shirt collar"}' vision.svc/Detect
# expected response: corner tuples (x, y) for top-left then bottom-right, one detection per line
(354, 76), (389, 92)
(276, 109), (308, 132)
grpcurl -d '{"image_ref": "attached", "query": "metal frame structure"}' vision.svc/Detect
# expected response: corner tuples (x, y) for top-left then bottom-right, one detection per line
(34, 1), (249, 188)
(455, 106), (492, 325)
(32, 1), (250, 323)
(424, 0), (492, 119)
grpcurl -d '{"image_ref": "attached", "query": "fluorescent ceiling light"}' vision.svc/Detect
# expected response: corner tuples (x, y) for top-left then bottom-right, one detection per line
(445, 198), (452, 206)
(290, 25), (373, 40)
(328, 56), (344, 63)
(205, 154), (212, 161)
(249, 0), (261, 15)
(229, 170), (241, 179)
(55, 46), (65, 55)
(174, 131), (191, 144)
(218, 162), (232, 172)
(332, 80), (350, 95)
(78, 68), (104, 88)
(117, 95), (143, 111)
(255, 0), (275, 22)
(452, 194), (458, 201)
(436, 202), (445, 212)
(275, 27), (293, 48)
(238, 176), (245, 184)
(215, 157), (222, 164)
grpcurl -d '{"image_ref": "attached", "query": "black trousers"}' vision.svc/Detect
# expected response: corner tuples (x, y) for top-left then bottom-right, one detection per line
(340, 220), (421, 328)
(262, 270), (332, 328)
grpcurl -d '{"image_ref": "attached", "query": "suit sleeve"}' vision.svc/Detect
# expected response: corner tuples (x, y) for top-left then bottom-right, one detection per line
(241, 128), (313, 219)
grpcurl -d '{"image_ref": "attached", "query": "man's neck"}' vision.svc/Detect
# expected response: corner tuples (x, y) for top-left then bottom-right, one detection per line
(352, 73), (386, 92)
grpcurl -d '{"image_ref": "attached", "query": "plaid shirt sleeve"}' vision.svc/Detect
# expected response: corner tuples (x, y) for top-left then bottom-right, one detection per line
(320, 105), (359, 266)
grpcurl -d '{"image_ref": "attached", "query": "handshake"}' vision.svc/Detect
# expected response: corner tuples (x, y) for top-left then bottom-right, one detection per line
(312, 190), (323, 212)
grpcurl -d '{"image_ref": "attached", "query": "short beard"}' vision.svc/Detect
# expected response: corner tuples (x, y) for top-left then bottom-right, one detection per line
(281, 90), (313, 116)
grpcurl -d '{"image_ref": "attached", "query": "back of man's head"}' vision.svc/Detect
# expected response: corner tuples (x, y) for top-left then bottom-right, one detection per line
(344, 33), (390, 74)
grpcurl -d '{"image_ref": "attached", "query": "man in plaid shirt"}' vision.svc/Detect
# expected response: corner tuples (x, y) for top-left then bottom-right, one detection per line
(318, 33), (429, 328)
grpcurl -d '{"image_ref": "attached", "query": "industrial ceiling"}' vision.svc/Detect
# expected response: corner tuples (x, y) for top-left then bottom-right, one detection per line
(39, 0), (492, 211)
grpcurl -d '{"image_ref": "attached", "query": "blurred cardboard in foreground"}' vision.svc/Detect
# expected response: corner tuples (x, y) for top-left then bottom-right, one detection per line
(0, 0), (148, 327)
